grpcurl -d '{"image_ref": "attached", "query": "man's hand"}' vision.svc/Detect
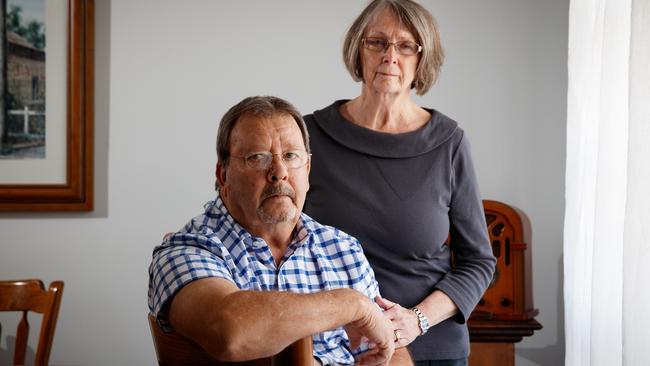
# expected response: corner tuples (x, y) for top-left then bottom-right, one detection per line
(344, 297), (395, 366)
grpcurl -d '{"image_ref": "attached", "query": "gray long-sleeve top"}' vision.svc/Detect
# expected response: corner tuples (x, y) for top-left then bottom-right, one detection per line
(304, 100), (496, 361)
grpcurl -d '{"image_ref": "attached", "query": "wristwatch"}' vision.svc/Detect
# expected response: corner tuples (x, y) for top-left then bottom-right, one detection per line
(411, 307), (430, 335)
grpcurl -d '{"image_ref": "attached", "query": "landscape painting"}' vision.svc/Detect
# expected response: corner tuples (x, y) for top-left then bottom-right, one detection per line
(0, 0), (46, 159)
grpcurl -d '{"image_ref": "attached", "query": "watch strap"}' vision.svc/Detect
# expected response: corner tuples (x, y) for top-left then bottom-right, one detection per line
(411, 306), (430, 335)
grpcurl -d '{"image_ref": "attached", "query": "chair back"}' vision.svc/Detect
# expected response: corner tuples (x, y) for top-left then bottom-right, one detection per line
(0, 279), (64, 366)
(148, 313), (313, 366)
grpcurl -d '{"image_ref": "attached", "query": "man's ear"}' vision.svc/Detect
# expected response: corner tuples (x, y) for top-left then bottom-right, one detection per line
(216, 162), (227, 189)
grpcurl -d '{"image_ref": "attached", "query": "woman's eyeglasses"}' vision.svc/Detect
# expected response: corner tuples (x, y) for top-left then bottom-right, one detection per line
(361, 37), (422, 56)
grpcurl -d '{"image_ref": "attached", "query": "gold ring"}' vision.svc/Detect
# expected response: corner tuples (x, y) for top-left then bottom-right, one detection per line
(394, 329), (401, 342)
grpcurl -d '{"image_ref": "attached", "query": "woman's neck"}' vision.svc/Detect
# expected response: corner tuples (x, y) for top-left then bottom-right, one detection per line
(342, 89), (430, 133)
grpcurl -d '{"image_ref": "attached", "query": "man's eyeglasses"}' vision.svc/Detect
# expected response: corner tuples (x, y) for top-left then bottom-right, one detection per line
(361, 37), (422, 56)
(231, 151), (311, 171)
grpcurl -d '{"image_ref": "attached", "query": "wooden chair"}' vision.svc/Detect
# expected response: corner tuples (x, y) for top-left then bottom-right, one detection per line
(148, 313), (314, 366)
(0, 279), (64, 366)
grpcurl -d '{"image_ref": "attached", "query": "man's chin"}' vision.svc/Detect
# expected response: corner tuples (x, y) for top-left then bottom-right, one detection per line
(257, 205), (298, 224)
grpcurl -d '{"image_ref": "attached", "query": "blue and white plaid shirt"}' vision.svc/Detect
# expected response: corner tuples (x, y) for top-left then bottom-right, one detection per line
(148, 195), (379, 365)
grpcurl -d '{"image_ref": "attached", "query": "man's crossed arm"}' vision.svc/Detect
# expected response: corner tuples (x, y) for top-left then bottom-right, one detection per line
(168, 277), (411, 365)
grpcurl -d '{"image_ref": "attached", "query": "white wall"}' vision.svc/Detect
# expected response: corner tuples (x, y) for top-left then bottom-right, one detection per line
(0, 1), (567, 365)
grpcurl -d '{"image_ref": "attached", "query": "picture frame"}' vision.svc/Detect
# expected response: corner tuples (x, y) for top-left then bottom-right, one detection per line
(0, 0), (94, 211)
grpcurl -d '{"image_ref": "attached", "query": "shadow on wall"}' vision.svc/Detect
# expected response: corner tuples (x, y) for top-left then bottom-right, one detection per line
(0, 335), (36, 365)
(516, 255), (566, 364)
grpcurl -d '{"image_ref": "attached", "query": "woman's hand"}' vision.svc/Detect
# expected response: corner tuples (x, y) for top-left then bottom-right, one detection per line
(375, 296), (420, 348)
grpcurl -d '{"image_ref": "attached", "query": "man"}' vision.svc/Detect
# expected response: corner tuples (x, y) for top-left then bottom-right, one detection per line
(148, 96), (411, 365)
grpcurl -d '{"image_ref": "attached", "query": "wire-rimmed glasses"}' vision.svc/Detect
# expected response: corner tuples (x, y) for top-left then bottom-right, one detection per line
(361, 37), (422, 56)
(230, 151), (311, 171)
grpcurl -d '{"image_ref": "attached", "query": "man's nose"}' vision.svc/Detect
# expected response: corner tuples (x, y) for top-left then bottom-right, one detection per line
(267, 155), (288, 183)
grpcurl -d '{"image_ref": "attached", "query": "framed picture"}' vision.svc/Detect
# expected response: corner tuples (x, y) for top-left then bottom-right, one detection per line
(0, 0), (94, 211)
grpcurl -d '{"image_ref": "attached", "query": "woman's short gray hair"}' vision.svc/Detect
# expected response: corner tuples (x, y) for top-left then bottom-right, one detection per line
(216, 96), (310, 167)
(342, 0), (444, 95)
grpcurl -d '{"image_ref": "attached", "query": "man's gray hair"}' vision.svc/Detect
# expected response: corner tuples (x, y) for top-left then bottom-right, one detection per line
(216, 96), (310, 167)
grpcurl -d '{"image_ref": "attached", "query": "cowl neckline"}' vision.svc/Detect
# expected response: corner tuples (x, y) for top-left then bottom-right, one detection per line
(311, 100), (458, 158)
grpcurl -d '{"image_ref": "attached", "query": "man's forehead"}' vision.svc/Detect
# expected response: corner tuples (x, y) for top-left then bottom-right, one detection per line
(236, 113), (297, 132)
(230, 113), (304, 147)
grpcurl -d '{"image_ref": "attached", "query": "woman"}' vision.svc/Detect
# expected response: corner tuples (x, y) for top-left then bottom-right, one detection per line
(303, 1), (496, 365)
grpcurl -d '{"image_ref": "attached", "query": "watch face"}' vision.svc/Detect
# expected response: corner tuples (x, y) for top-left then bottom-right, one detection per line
(412, 307), (429, 334)
(421, 318), (429, 333)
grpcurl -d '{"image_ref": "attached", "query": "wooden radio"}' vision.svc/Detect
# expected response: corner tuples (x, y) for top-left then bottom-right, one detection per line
(466, 200), (542, 366)
(471, 200), (538, 321)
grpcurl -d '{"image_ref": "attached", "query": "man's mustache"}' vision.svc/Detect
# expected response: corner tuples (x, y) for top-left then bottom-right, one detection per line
(260, 184), (296, 201)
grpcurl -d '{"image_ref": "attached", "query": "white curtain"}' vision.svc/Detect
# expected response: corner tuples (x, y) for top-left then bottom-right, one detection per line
(564, 0), (650, 365)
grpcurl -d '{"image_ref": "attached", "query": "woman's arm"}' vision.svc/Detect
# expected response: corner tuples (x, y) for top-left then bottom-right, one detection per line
(379, 134), (496, 347)
(377, 290), (457, 347)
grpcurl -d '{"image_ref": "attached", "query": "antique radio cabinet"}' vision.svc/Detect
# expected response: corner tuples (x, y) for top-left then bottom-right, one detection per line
(467, 200), (542, 366)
